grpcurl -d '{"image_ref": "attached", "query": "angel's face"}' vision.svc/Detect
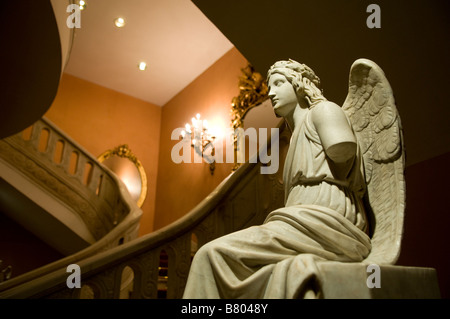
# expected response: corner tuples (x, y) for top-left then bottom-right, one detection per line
(268, 73), (298, 117)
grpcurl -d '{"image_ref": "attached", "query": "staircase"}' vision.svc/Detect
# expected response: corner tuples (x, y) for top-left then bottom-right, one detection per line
(0, 120), (289, 298)
(0, 116), (143, 297)
(0, 0), (289, 299)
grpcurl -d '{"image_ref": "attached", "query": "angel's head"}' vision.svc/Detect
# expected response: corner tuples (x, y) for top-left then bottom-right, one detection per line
(267, 59), (325, 110)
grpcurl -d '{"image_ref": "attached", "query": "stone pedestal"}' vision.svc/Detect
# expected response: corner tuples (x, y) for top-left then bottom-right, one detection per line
(317, 262), (440, 299)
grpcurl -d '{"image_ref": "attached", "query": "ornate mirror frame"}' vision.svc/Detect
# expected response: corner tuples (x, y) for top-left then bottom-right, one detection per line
(98, 144), (147, 208)
(230, 64), (270, 170)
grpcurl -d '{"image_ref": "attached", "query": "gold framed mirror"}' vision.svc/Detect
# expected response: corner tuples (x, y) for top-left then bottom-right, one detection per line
(98, 144), (147, 207)
(230, 64), (272, 170)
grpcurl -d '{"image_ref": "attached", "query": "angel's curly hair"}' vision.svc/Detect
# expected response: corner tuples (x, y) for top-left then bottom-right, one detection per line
(267, 59), (326, 107)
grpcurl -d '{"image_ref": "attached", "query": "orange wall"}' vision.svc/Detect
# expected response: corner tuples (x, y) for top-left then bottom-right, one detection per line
(153, 47), (249, 229)
(45, 74), (161, 235)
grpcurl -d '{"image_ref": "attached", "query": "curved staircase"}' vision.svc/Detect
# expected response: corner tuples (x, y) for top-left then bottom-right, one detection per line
(0, 121), (289, 298)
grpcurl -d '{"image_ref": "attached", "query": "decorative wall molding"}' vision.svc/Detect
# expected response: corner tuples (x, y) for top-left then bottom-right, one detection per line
(98, 144), (148, 208)
(230, 64), (270, 170)
(230, 64), (269, 131)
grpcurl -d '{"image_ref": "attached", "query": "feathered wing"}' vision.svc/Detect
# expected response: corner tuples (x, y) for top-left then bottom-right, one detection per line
(342, 59), (405, 265)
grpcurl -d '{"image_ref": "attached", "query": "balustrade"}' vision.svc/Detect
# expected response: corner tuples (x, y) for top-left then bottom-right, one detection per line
(0, 117), (143, 296)
(0, 118), (289, 299)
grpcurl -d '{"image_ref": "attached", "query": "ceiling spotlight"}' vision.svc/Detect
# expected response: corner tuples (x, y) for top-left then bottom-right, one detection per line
(79, 0), (86, 10)
(114, 17), (126, 28)
(138, 62), (147, 71)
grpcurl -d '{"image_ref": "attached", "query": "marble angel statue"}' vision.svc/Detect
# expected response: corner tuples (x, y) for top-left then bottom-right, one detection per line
(183, 58), (405, 299)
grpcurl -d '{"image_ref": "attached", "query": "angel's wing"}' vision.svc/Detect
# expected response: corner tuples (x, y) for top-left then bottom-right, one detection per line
(342, 59), (405, 265)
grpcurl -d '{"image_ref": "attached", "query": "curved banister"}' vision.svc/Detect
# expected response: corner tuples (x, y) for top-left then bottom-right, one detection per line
(0, 161), (253, 298)
(0, 116), (143, 295)
(0, 121), (290, 299)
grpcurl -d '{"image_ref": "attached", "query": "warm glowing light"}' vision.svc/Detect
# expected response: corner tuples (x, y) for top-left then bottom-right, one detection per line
(138, 62), (147, 71)
(183, 113), (217, 174)
(207, 127), (220, 140)
(102, 156), (142, 202)
(114, 17), (126, 27)
(79, 0), (86, 10)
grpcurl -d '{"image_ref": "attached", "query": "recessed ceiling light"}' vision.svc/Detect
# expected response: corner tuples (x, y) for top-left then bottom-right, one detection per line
(138, 62), (147, 71)
(79, 0), (86, 10)
(114, 17), (126, 28)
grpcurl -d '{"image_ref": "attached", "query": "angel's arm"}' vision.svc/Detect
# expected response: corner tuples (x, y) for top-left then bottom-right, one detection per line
(311, 101), (356, 163)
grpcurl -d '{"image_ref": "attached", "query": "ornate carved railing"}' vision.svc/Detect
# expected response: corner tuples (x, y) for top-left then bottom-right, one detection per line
(0, 122), (290, 299)
(0, 117), (142, 295)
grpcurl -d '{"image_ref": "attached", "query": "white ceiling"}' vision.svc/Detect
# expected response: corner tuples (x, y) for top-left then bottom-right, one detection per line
(64, 0), (234, 107)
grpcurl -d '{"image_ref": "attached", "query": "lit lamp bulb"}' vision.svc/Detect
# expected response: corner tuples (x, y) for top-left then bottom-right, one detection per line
(114, 17), (126, 28)
(138, 62), (147, 71)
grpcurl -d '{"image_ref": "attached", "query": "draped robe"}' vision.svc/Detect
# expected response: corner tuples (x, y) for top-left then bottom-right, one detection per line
(183, 107), (371, 299)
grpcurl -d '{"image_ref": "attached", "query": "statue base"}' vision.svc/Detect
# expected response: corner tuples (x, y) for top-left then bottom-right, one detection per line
(316, 262), (440, 299)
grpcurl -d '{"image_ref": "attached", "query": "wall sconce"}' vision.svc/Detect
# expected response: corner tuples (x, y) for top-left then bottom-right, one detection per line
(181, 113), (216, 174)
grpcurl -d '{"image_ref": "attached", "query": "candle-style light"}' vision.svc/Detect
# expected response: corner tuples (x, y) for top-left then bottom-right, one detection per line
(181, 113), (216, 174)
